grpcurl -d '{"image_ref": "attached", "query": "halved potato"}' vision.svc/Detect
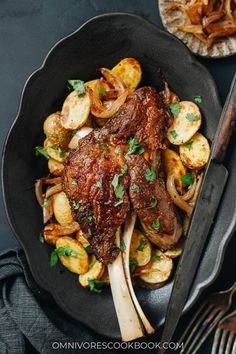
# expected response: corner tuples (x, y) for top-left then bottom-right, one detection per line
(164, 247), (182, 258)
(53, 192), (74, 226)
(44, 138), (68, 163)
(68, 126), (93, 149)
(43, 111), (72, 150)
(179, 132), (210, 169)
(130, 229), (151, 266)
(79, 255), (105, 287)
(61, 90), (90, 130)
(112, 58), (142, 91)
(56, 237), (89, 274)
(167, 101), (202, 145)
(48, 158), (64, 176)
(137, 250), (173, 284)
(162, 149), (186, 186)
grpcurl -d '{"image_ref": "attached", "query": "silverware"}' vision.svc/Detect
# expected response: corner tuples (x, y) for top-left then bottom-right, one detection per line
(159, 72), (236, 354)
(212, 307), (236, 354)
(179, 282), (236, 354)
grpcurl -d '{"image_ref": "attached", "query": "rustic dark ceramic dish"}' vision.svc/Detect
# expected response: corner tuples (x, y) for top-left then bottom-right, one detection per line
(2, 13), (236, 339)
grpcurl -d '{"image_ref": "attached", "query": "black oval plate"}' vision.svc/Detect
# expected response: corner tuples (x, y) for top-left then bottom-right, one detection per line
(2, 13), (236, 339)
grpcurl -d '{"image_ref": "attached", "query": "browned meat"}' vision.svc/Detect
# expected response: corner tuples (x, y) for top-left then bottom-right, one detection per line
(62, 86), (180, 264)
(62, 133), (130, 264)
(127, 154), (182, 249)
(102, 87), (172, 150)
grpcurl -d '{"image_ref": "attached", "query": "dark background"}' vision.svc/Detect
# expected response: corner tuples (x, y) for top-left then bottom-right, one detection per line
(0, 1), (235, 353)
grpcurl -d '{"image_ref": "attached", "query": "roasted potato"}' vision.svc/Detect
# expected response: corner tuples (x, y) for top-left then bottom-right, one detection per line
(167, 101), (201, 145)
(68, 126), (93, 149)
(53, 192), (74, 226)
(61, 90), (90, 130)
(79, 255), (105, 287)
(48, 158), (64, 176)
(179, 132), (210, 169)
(43, 111), (72, 150)
(162, 149), (186, 186)
(130, 229), (151, 267)
(44, 138), (68, 163)
(112, 58), (142, 91)
(164, 247), (182, 258)
(43, 224), (61, 245)
(137, 249), (173, 284)
(56, 237), (89, 274)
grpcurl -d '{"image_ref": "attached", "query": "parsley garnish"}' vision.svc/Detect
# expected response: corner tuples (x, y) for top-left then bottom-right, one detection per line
(83, 243), (92, 252)
(59, 151), (65, 158)
(88, 279), (105, 293)
(194, 95), (202, 104)
(186, 113), (200, 122)
(35, 146), (50, 159)
(129, 258), (138, 273)
(145, 168), (156, 182)
(137, 240), (146, 252)
(181, 172), (194, 188)
(127, 137), (145, 155)
(185, 141), (193, 150)
(50, 247), (77, 267)
(71, 179), (78, 185)
(72, 200), (82, 210)
(87, 215), (96, 222)
(98, 87), (106, 95)
(112, 174), (124, 206)
(151, 252), (161, 261)
(149, 199), (157, 208)
(170, 102), (180, 117)
(152, 218), (160, 231)
(170, 130), (178, 139)
(88, 258), (97, 270)
(119, 164), (128, 176)
(132, 184), (141, 192)
(39, 233), (44, 244)
(120, 239), (126, 252)
(94, 181), (102, 189)
(67, 80), (85, 96)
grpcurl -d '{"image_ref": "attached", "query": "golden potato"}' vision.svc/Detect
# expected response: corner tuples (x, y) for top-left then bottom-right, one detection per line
(112, 58), (142, 91)
(56, 237), (89, 274)
(53, 192), (74, 226)
(43, 111), (72, 150)
(164, 247), (182, 258)
(43, 224), (61, 245)
(44, 138), (68, 163)
(61, 90), (90, 129)
(130, 229), (151, 267)
(68, 127), (93, 149)
(179, 132), (210, 169)
(167, 101), (201, 145)
(162, 149), (186, 186)
(79, 255), (105, 287)
(138, 249), (173, 284)
(48, 158), (64, 176)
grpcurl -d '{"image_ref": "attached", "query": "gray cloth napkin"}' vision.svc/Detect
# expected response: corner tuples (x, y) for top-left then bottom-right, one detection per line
(0, 248), (115, 354)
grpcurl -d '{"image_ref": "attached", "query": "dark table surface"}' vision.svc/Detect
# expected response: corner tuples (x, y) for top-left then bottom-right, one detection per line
(0, 1), (235, 353)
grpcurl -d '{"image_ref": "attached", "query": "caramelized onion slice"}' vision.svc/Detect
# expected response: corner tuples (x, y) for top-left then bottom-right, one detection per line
(45, 183), (62, 198)
(35, 179), (44, 207)
(100, 68), (126, 95)
(43, 197), (54, 224)
(167, 174), (193, 217)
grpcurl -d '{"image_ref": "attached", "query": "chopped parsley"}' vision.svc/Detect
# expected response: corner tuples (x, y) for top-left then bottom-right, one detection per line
(119, 164), (128, 176)
(88, 258), (97, 270)
(112, 174), (124, 206)
(170, 102), (180, 117)
(50, 247), (77, 267)
(182, 38), (188, 45)
(87, 215), (96, 222)
(145, 168), (156, 182)
(83, 243), (92, 252)
(151, 252), (161, 261)
(149, 198), (158, 208)
(181, 172), (194, 188)
(35, 146), (50, 159)
(94, 181), (102, 189)
(59, 151), (65, 158)
(88, 279), (105, 293)
(72, 200), (82, 210)
(132, 184), (141, 192)
(39, 232), (44, 244)
(152, 218), (160, 231)
(71, 179), (78, 185)
(120, 239), (126, 252)
(186, 113), (200, 122)
(72, 130), (78, 136)
(98, 87), (106, 95)
(170, 130), (178, 139)
(127, 137), (145, 155)
(137, 240), (146, 252)
(185, 141), (193, 150)
(129, 258), (138, 273)
(67, 80), (85, 96)
(194, 95), (202, 104)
